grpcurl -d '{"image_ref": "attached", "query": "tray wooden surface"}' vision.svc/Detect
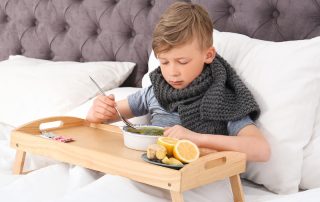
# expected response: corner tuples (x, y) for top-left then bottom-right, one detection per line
(10, 116), (246, 202)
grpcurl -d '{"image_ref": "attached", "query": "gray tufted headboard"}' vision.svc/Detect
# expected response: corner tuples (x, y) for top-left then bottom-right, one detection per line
(1, 0), (320, 87)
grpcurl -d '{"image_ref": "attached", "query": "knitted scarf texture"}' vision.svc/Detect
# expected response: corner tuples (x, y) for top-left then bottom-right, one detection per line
(149, 54), (260, 135)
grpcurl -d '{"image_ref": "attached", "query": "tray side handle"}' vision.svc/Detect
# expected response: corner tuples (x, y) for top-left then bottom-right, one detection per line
(14, 116), (87, 134)
(180, 151), (246, 192)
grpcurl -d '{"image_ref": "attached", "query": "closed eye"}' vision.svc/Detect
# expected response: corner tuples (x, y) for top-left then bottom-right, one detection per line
(179, 61), (188, 65)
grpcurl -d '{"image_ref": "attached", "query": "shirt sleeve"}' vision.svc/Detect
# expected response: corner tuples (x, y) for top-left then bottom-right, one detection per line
(227, 115), (255, 136)
(127, 87), (151, 117)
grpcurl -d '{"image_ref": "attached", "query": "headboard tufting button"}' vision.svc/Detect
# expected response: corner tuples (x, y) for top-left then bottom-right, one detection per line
(16, 48), (22, 54)
(20, 48), (25, 54)
(79, 57), (85, 62)
(131, 30), (136, 37)
(32, 19), (38, 27)
(64, 24), (70, 31)
(97, 27), (102, 34)
(228, 6), (235, 14)
(149, 0), (155, 7)
(49, 51), (55, 59)
(4, 15), (10, 22)
(272, 10), (279, 18)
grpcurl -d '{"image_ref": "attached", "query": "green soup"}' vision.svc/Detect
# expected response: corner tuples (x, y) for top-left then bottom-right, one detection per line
(126, 126), (164, 136)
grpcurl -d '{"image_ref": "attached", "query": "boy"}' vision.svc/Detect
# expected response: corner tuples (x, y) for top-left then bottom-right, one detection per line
(86, 2), (270, 162)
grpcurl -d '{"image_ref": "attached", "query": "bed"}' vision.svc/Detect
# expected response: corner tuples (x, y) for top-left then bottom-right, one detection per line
(1, 0), (320, 201)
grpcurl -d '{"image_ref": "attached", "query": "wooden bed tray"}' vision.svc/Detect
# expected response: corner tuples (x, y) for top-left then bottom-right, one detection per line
(10, 116), (246, 202)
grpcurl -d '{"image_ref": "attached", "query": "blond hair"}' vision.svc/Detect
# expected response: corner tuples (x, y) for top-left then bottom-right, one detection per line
(152, 2), (213, 55)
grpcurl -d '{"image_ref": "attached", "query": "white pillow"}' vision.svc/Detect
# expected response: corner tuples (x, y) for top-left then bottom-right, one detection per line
(0, 56), (135, 127)
(300, 102), (320, 189)
(142, 51), (159, 88)
(213, 30), (320, 194)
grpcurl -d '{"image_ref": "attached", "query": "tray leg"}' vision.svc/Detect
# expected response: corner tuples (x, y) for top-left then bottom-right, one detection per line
(170, 191), (184, 202)
(13, 150), (26, 175)
(229, 174), (245, 202)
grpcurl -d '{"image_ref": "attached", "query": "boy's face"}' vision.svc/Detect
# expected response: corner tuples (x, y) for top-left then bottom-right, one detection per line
(157, 39), (215, 89)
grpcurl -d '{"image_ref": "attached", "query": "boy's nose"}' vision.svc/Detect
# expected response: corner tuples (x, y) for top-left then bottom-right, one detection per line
(167, 65), (181, 77)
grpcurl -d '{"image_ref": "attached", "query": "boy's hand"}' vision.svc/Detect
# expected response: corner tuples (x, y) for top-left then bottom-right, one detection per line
(86, 94), (117, 123)
(164, 125), (199, 143)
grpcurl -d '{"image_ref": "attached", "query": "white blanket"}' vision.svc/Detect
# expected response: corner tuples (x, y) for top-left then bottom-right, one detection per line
(1, 122), (319, 202)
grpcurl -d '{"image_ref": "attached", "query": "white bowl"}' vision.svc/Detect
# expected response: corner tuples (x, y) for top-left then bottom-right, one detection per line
(121, 125), (164, 151)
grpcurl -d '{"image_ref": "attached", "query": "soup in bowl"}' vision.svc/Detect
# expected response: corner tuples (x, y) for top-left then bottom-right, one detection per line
(121, 125), (164, 151)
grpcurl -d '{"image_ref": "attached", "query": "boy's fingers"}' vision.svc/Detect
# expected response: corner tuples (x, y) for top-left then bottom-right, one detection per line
(94, 95), (105, 104)
(95, 99), (111, 109)
(95, 105), (110, 115)
(94, 107), (116, 120)
(102, 99), (116, 108)
(95, 104), (116, 115)
(108, 94), (115, 100)
(98, 94), (116, 106)
(93, 112), (106, 120)
(163, 127), (171, 136)
(105, 106), (117, 115)
(199, 148), (218, 157)
(98, 96), (116, 107)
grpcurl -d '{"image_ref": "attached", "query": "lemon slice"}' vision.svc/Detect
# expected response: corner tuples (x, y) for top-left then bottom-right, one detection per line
(157, 137), (178, 156)
(173, 140), (200, 163)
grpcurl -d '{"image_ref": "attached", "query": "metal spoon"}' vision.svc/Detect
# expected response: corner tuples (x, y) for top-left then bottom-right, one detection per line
(89, 76), (136, 129)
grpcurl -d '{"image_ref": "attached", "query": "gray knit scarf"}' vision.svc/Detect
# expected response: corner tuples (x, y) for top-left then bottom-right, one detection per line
(149, 54), (260, 135)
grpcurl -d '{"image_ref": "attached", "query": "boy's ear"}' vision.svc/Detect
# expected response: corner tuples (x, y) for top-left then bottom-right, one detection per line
(204, 47), (216, 64)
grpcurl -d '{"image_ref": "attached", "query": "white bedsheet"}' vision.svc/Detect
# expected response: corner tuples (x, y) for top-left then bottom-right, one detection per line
(1, 122), (319, 202)
(0, 164), (319, 202)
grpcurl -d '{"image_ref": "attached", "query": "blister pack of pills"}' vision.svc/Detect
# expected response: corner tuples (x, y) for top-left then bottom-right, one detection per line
(40, 131), (74, 143)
